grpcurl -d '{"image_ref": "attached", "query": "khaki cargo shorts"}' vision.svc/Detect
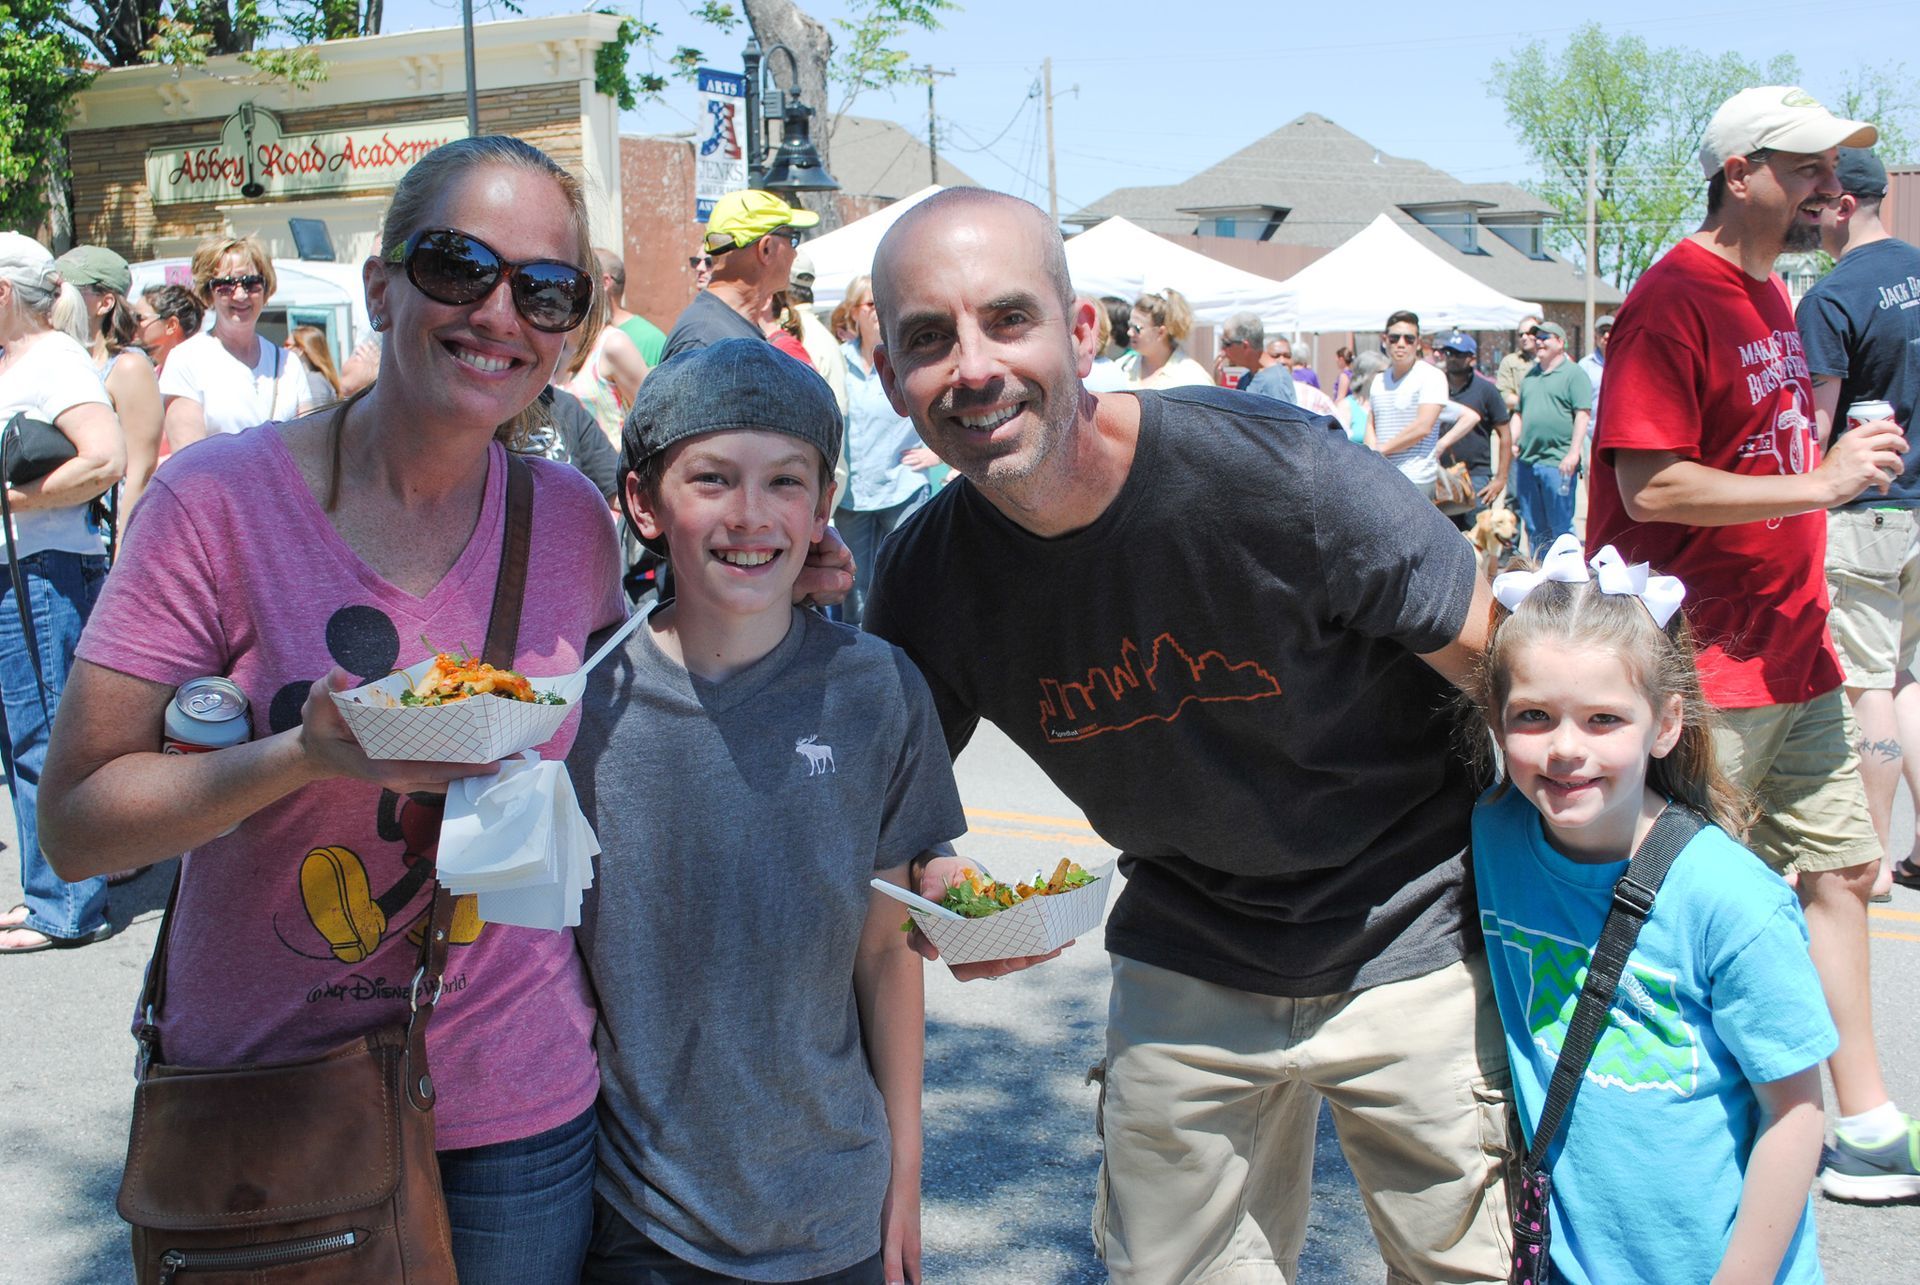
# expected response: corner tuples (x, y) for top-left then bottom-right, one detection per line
(1090, 953), (1513, 1285)
(1825, 507), (1920, 690)
(1709, 688), (1881, 875)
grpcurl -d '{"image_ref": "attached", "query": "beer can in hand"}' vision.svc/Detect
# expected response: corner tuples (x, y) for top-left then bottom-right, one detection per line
(1846, 399), (1897, 430)
(165, 677), (251, 836)
(163, 677), (251, 754)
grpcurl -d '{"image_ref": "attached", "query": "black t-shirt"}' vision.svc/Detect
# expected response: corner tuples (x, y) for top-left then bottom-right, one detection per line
(661, 290), (765, 363)
(865, 387), (1481, 997)
(1796, 237), (1920, 510)
(535, 386), (619, 499)
(1438, 370), (1512, 476)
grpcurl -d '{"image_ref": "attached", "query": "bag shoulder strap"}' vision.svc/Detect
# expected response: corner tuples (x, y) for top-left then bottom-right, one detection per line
(135, 445), (537, 1074)
(1524, 802), (1705, 1171)
(2, 414), (60, 723)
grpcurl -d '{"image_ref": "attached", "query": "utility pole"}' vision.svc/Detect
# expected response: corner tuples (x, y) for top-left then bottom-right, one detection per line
(460, 0), (479, 138)
(1043, 57), (1058, 226)
(913, 64), (954, 186)
(1584, 138), (1597, 353)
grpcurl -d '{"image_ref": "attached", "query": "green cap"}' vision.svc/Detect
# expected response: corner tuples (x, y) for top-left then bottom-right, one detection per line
(56, 245), (132, 296)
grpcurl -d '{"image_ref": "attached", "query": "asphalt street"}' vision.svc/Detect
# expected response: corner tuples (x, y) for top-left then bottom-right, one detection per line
(3, 718), (1917, 1282)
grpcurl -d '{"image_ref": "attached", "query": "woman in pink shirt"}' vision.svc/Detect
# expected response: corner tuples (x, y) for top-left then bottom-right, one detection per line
(40, 137), (625, 1284)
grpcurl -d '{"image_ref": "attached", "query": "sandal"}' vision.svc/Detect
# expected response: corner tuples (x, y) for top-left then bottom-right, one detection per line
(1893, 858), (1920, 892)
(0, 904), (27, 930)
(0, 921), (112, 955)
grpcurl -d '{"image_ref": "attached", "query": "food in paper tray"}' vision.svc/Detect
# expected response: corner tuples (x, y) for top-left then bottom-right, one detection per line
(400, 647), (566, 707)
(331, 642), (573, 763)
(889, 857), (1113, 967)
(934, 859), (1097, 919)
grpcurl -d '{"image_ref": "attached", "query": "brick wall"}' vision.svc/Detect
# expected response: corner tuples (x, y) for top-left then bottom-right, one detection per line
(69, 85), (582, 259)
(619, 135), (700, 331)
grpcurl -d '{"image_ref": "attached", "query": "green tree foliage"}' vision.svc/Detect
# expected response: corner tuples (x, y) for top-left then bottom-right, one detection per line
(0, 0), (94, 232)
(1492, 25), (1797, 291)
(830, 0), (957, 116)
(1832, 63), (1917, 164)
(595, 0), (956, 119)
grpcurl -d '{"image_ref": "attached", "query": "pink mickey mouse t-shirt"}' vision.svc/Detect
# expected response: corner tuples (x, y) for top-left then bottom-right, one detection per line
(79, 426), (626, 1149)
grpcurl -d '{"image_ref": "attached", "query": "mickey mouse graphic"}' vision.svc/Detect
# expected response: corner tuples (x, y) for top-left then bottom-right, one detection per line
(277, 605), (484, 963)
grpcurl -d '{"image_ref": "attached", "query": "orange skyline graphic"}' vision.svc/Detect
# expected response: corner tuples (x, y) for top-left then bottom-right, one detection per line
(1038, 632), (1283, 743)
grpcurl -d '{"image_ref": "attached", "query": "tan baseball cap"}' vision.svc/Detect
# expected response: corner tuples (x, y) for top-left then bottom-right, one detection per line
(1698, 86), (1876, 179)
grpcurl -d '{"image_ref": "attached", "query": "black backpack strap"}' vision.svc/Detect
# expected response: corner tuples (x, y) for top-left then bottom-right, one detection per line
(1524, 803), (1706, 1172)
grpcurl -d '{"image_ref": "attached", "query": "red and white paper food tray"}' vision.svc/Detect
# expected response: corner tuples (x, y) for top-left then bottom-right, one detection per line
(330, 656), (570, 762)
(906, 864), (1115, 966)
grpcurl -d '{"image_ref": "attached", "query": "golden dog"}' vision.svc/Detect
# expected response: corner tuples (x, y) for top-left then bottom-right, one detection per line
(1468, 507), (1519, 579)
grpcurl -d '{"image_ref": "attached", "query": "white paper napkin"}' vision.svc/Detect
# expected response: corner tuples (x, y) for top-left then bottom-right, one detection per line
(438, 753), (599, 930)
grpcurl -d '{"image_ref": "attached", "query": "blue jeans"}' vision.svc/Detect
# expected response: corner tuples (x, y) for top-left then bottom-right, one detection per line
(835, 483), (933, 627)
(438, 1104), (596, 1285)
(0, 550), (109, 940)
(1513, 458), (1578, 556)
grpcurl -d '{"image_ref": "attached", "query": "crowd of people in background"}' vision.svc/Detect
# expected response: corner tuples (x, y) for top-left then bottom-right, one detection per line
(3, 79), (1918, 1285)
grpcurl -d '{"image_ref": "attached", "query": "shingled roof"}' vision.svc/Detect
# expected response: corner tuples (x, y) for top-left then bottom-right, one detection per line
(1067, 113), (1620, 306)
(826, 114), (978, 204)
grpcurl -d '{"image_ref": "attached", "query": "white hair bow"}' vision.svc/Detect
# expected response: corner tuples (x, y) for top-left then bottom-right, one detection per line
(1490, 533), (1686, 628)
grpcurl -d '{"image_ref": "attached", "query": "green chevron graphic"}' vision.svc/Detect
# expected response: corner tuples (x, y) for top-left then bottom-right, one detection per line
(1484, 912), (1699, 1097)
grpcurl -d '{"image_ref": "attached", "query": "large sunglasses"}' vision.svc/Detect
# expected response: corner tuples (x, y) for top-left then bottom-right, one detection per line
(1385, 331), (1420, 345)
(385, 228), (594, 334)
(210, 274), (266, 296)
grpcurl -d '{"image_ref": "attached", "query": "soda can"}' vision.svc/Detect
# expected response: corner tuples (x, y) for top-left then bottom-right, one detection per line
(163, 677), (251, 755)
(1847, 399), (1897, 429)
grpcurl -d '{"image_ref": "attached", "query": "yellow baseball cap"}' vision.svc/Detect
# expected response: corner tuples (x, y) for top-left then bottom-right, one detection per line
(704, 189), (820, 253)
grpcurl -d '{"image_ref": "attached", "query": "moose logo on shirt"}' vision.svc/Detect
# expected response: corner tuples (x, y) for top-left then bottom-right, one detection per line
(795, 735), (837, 775)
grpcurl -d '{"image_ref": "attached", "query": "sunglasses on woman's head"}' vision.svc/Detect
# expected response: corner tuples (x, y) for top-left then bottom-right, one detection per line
(209, 274), (266, 296)
(385, 228), (594, 334)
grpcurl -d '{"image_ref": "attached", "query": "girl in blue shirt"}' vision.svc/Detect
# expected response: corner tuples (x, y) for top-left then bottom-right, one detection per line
(1466, 534), (1835, 1284)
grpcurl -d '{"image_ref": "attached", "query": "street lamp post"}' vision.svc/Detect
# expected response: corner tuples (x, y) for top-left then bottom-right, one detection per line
(740, 38), (840, 199)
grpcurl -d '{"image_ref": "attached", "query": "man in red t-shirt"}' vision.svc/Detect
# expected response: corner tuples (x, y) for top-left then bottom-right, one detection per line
(1587, 86), (1920, 1201)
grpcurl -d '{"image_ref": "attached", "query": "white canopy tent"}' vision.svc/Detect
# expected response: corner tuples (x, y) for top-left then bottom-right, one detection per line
(1268, 214), (1541, 332)
(1063, 217), (1293, 325)
(128, 257), (372, 360)
(802, 185), (945, 308)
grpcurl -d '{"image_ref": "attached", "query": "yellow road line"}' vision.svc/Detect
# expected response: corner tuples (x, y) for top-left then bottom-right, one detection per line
(970, 823), (1112, 849)
(1870, 906), (1920, 923)
(1872, 930), (1920, 943)
(965, 807), (1096, 832)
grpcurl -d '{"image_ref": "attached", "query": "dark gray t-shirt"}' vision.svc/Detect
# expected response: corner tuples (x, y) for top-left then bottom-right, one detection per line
(660, 289), (765, 363)
(865, 387), (1481, 997)
(1796, 236), (1920, 510)
(532, 385), (619, 498)
(570, 607), (966, 1279)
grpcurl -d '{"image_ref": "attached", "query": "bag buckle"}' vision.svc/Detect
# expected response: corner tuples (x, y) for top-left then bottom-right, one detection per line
(408, 966), (441, 1014)
(1612, 876), (1657, 918)
(133, 1005), (158, 1080)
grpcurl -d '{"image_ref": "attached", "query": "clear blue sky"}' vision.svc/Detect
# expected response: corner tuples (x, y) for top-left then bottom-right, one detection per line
(383, 0), (1914, 220)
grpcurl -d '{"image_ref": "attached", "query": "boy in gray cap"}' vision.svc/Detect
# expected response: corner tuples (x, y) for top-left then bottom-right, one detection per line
(568, 338), (966, 1284)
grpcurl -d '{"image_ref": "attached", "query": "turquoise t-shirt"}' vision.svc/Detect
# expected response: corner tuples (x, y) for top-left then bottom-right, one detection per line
(1473, 788), (1834, 1285)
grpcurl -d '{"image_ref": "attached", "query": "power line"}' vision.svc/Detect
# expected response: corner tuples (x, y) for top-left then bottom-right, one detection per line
(938, 82), (1039, 154)
(930, 1), (1908, 69)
